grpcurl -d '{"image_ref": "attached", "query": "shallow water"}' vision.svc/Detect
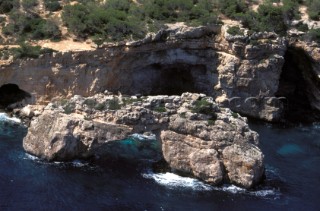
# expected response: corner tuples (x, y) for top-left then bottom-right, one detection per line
(0, 114), (319, 210)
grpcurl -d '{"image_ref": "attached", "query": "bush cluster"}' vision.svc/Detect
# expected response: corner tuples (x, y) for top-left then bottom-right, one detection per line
(10, 43), (56, 59)
(143, 0), (218, 25)
(62, 0), (219, 42)
(22, 0), (38, 9)
(62, 1), (146, 42)
(306, 0), (320, 20)
(0, 0), (19, 14)
(44, 0), (62, 12)
(219, 0), (302, 36)
(3, 10), (61, 41)
(307, 28), (320, 42)
(227, 26), (244, 36)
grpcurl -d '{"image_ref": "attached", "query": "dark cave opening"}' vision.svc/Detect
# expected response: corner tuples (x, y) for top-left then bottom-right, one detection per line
(276, 47), (320, 122)
(0, 84), (31, 109)
(130, 63), (212, 96)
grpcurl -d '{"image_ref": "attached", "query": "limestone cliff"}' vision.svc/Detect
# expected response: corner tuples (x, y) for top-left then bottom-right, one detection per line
(0, 25), (286, 121)
(1, 25), (320, 121)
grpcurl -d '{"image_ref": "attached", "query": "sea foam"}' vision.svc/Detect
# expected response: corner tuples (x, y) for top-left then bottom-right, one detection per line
(0, 113), (21, 123)
(142, 171), (281, 198)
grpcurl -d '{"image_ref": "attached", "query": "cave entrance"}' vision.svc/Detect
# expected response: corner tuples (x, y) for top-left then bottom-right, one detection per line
(131, 63), (212, 96)
(276, 47), (320, 122)
(0, 84), (31, 109)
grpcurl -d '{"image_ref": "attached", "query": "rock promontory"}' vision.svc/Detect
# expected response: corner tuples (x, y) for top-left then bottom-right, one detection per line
(22, 92), (264, 189)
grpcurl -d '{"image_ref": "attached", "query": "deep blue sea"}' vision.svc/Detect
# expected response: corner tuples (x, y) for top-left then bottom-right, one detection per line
(0, 113), (320, 210)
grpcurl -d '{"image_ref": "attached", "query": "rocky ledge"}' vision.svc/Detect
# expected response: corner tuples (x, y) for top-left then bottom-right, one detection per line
(21, 92), (264, 189)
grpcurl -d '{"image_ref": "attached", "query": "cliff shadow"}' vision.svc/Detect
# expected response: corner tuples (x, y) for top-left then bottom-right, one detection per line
(276, 47), (320, 122)
(129, 63), (213, 96)
(104, 48), (216, 96)
(0, 84), (32, 109)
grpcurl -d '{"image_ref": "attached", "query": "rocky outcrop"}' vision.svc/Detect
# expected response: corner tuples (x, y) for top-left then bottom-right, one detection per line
(22, 92), (264, 188)
(23, 110), (132, 160)
(0, 25), (289, 121)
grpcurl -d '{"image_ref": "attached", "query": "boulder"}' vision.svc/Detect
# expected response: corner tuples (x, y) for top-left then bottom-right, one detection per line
(23, 110), (132, 161)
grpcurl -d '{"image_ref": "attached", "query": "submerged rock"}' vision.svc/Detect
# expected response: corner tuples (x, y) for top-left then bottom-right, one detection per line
(22, 92), (264, 188)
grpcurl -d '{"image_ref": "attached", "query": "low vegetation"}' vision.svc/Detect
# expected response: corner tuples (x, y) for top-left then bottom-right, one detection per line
(227, 26), (244, 36)
(0, 0), (320, 46)
(192, 98), (217, 123)
(44, 0), (62, 12)
(307, 28), (320, 42)
(306, 0), (320, 20)
(62, 0), (219, 42)
(0, 43), (56, 59)
(2, 10), (61, 42)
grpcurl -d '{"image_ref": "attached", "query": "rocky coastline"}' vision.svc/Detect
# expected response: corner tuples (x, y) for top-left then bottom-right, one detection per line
(18, 92), (264, 189)
(2, 25), (320, 190)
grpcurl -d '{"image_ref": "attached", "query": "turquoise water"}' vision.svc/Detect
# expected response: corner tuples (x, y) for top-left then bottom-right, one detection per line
(0, 114), (320, 210)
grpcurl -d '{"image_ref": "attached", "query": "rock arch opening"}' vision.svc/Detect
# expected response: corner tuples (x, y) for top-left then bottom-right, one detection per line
(276, 47), (320, 122)
(0, 84), (31, 109)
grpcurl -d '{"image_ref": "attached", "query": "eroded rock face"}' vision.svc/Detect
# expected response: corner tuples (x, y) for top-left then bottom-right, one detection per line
(0, 25), (289, 121)
(222, 144), (264, 188)
(161, 131), (224, 185)
(23, 110), (132, 161)
(22, 92), (264, 188)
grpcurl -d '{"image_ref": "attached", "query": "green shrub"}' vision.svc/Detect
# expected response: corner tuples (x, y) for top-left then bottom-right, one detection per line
(307, 29), (320, 42)
(0, 0), (19, 14)
(282, 0), (301, 21)
(62, 0), (219, 42)
(22, 0), (38, 9)
(207, 119), (215, 125)
(232, 112), (239, 118)
(256, 4), (287, 35)
(105, 0), (132, 12)
(3, 10), (61, 40)
(154, 106), (166, 113)
(44, 0), (62, 12)
(296, 22), (308, 32)
(94, 103), (106, 111)
(237, 3), (287, 36)
(122, 97), (142, 106)
(192, 99), (212, 114)
(108, 98), (121, 110)
(63, 102), (75, 114)
(227, 26), (244, 36)
(306, 0), (320, 21)
(62, 3), (146, 41)
(192, 98), (217, 121)
(83, 98), (96, 108)
(11, 43), (41, 58)
(218, 0), (247, 19)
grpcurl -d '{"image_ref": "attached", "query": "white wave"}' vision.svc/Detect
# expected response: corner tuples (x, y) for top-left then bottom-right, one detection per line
(142, 172), (213, 191)
(214, 185), (246, 194)
(143, 171), (280, 198)
(130, 133), (156, 141)
(0, 113), (21, 123)
(252, 189), (279, 197)
(24, 153), (40, 161)
(212, 185), (279, 197)
(24, 153), (92, 169)
(72, 160), (88, 167)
